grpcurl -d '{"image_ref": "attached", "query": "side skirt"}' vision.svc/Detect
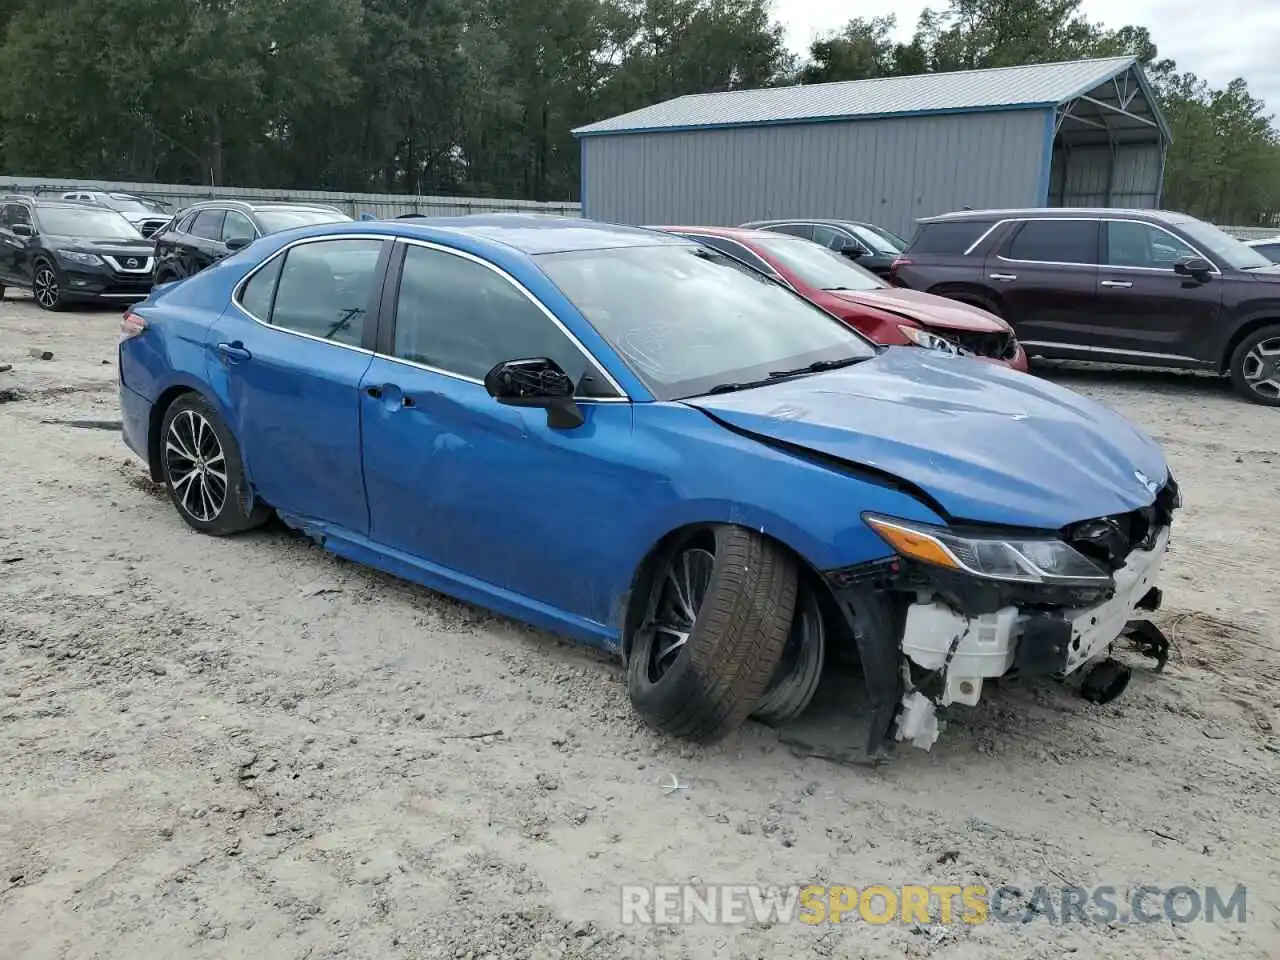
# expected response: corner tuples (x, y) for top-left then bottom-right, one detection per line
(274, 511), (621, 654)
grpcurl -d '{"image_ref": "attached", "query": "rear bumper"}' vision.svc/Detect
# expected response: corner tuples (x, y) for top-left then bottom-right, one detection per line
(119, 380), (151, 464)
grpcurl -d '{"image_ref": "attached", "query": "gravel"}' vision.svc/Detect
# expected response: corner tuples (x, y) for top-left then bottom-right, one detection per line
(2, 298), (1277, 959)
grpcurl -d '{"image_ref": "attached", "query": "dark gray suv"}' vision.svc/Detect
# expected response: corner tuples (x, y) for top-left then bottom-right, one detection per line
(891, 208), (1280, 406)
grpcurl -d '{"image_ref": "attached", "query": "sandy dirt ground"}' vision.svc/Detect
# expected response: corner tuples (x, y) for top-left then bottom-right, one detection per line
(2, 296), (1278, 959)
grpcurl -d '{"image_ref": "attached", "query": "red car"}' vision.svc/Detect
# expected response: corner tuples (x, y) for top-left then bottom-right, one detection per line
(654, 226), (1028, 372)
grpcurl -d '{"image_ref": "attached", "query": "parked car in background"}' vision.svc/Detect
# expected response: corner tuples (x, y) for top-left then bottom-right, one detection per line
(0, 196), (153, 310)
(1245, 236), (1280, 264)
(152, 200), (352, 283)
(891, 208), (1280, 406)
(654, 225), (1026, 371)
(118, 214), (1178, 753)
(740, 218), (907, 278)
(59, 190), (173, 238)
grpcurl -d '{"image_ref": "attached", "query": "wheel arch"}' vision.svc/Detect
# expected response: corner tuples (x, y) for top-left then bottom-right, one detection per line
(617, 521), (846, 667)
(1220, 316), (1280, 373)
(146, 385), (200, 481)
(926, 282), (1002, 315)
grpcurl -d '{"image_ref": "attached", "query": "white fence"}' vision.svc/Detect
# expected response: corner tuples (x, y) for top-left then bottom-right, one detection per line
(0, 175), (583, 220)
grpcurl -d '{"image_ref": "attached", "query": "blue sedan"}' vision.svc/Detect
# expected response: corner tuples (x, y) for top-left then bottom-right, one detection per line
(118, 215), (1180, 755)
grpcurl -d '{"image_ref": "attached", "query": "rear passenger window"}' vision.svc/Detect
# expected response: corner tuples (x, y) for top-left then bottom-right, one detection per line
(907, 221), (993, 256)
(238, 256), (283, 319)
(1006, 220), (1098, 264)
(268, 239), (384, 347)
(767, 224), (814, 241)
(190, 210), (225, 241)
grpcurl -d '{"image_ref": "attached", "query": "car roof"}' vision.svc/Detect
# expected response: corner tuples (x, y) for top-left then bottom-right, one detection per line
(918, 207), (1193, 226)
(650, 224), (796, 244)
(745, 217), (880, 230)
(185, 199), (346, 214)
(391, 215), (689, 255)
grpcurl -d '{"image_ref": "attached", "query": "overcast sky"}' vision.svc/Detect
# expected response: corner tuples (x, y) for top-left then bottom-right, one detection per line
(777, 0), (1280, 112)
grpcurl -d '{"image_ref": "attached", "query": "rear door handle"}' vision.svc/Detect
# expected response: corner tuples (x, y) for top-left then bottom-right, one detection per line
(216, 342), (251, 363)
(989, 273), (1017, 282)
(1100, 280), (1133, 289)
(365, 385), (415, 407)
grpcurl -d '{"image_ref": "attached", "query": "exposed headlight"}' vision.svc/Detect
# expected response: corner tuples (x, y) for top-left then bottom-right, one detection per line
(897, 324), (959, 355)
(56, 250), (103, 266)
(863, 514), (1112, 584)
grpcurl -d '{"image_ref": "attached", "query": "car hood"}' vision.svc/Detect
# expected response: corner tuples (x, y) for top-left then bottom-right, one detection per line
(684, 347), (1169, 530)
(48, 235), (154, 258)
(829, 288), (1010, 333)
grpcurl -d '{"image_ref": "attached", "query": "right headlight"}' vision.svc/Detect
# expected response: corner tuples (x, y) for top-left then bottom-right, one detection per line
(863, 514), (1112, 585)
(897, 324), (960, 355)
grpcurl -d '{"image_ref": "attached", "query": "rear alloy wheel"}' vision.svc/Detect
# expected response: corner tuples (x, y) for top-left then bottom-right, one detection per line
(1230, 325), (1280, 406)
(752, 581), (826, 725)
(626, 525), (797, 742)
(160, 394), (271, 535)
(32, 262), (64, 311)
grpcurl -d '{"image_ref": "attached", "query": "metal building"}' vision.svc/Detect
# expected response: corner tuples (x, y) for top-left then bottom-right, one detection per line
(573, 57), (1171, 237)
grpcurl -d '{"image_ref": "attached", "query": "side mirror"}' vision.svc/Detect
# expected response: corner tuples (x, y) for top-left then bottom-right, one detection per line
(839, 241), (864, 259)
(224, 236), (252, 251)
(484, 357), (585, 430)
(12, 223), (32, 237)
(1174, 256), (1212, 280)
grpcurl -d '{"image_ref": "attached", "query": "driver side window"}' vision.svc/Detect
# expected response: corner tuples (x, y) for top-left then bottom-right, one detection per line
(391, 244), (618, 398)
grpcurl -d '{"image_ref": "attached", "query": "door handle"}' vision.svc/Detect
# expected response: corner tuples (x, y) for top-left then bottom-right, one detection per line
(216, 341), (251, 363)
(365, 386), (383, 399)
(989, 273), (1017, 282)
(1100, 280), (1133, 289)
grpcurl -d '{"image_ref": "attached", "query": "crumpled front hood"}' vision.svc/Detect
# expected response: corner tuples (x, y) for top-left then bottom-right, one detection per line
(830, 288), (1010, 333)
(685, 347), (1170, 530)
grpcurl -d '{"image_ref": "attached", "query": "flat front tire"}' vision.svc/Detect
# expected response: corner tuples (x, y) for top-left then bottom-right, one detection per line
(159, 394), (270, 535)
(627, 525), (797, 742)
(1229, 325), (1280, 406)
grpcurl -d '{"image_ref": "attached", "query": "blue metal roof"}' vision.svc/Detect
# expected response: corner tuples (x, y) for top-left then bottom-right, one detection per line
(573, 57), (1169, 140)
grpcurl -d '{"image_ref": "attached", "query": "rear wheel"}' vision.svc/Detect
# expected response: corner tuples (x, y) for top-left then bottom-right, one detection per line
(627, 526), (797, 742)
(1229, 325), (1280, 406)
(32, 261), (64, 311)
(159, 394), (271, 535)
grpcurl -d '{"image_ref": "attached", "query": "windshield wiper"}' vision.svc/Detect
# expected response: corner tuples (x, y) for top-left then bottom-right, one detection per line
(768, 356), (869, 379)
(705, 357), (869, 395)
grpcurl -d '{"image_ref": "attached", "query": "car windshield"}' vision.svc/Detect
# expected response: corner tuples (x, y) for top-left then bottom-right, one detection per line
(1172, 217), (1274, 270)
(848, 225), (902, 254)
(754, 237), (886, 291)
(257, 209), (351, 233)
(864, 224), (908, 250)
(38, 209), (143, 239)
(104, 195), (157, 214)
(537, 243), (877, 401)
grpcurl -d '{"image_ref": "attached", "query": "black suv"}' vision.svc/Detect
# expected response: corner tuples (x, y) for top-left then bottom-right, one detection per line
(739, 218), (908, 277)
(152, 200), (351, 282)
(891, 208), (1280, 405)
(0, 196), (154, 310)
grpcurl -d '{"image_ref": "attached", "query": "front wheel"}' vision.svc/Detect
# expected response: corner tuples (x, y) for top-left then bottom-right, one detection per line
(32, 261), (64, 311)
(159, 394), (271, 535)
(1229, 325), (1280, 406)
(626, 525), (797, 742)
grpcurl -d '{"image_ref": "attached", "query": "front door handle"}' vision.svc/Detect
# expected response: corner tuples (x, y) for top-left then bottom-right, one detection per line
(989, 273), (1017, 282)
(1100, 280), (1133, 289)
(365, 386), (383, 399)
(216, 341), (251, 363)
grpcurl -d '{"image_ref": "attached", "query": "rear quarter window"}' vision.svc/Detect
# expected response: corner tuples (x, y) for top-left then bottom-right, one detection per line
(905, 221), (994, 256)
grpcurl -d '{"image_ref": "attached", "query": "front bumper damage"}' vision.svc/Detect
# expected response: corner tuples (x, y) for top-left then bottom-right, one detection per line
(825, 485), (1179, 759)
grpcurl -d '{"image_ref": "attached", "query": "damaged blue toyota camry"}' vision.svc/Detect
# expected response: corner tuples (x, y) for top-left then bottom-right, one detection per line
(118, 215), (1180, 756)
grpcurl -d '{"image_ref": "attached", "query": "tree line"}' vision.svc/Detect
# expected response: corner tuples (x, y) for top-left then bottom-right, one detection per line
(0, 0), (1275, 226)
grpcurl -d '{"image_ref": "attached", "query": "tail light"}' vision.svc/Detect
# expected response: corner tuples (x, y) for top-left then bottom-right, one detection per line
(121, 311), (147, 339)
(889, 256), (913, 278)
